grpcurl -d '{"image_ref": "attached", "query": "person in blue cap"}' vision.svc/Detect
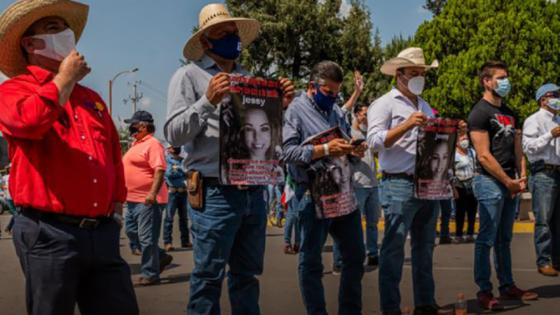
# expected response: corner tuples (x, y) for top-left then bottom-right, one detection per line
(522, 83), (560, 277)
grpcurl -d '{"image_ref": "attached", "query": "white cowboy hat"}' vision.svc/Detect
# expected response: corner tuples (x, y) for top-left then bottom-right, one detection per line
(0, 0), (88, 78)
(381, 47), (439, 76)
(183, 3), (260, 61)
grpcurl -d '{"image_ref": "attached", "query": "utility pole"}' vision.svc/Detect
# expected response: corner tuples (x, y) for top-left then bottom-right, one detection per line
(123, 80), (143, 113)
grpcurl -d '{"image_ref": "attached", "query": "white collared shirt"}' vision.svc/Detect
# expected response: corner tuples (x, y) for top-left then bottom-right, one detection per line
(522, 108), (560, 165)
(367, 88), (434, 175)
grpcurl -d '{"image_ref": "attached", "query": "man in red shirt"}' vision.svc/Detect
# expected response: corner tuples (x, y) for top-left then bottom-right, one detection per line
(0, 1), (138, 314)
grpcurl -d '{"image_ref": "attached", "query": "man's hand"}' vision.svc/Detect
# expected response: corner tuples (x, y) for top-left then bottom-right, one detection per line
(404, 112), (427, 131)
(279, 77), (295, 109)
(351, 142), (367, 158)
(145, 192), (157, 205)
(552, 126), (560, 138)
(206, 72), (230, 105)
(506, 178), (526, 194)
(112, 202), (123, 215)
(354, 71), (364, 94)
(458, 120), (468, 135)
(56, 49), (91, 83)
(327, 138), (354, 157)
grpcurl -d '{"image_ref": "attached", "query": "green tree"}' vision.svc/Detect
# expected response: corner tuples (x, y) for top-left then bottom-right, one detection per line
(415, 0), (560, 120)
(423, 0), (448, 16)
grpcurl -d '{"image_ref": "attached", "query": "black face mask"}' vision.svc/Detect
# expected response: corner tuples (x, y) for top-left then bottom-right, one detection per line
(128, 124), (139, 137)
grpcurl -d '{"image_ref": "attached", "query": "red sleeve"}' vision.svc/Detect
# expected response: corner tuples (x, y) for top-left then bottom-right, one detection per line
(0, 80), (63, 140)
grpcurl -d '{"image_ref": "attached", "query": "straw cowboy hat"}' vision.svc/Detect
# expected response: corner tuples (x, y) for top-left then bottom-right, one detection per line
(0, 0), (89, 78)
(183, 3), (260, 61)
(381, 47), (439, 76)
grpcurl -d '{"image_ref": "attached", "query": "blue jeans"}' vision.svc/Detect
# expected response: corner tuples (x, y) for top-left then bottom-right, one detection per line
(333, 187), (380, 267)
(472, 175), (516, 293)
(267, 184), (284, 221)
(378, 178), (438, 312)
(125, 202), (165, 281)
(530, 171), (560, 267)
(163, 191), (190, 245)
(295, 187), (365, 315)
(13, 211), (138, 315)
(284, 196), (301, 245)
(439, 199), (453, 239)
(187, 185), (266, 315)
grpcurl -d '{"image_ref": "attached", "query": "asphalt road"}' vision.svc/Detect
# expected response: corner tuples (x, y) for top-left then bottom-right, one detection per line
(0, 214), (559, 315)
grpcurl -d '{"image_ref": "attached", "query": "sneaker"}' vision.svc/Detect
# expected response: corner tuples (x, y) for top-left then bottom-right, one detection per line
(159, 253), (173, 274)
(439, 236), (452, 245)
(499, 285), (538, 301)
(133, 276), (160, 286)
(164, 243), (174, 252)
(477, 291), (503, 310)
(452, 236), (465, 244)
(332, 265), (341, 276)
(365, 255), (379, 271)
(538, 264), (559, 277)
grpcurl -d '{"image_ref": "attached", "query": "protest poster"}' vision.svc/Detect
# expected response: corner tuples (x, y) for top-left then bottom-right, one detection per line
(304, 126), (357, 219)
(219, 75), (284, 185)
(415, 118), (458, 199)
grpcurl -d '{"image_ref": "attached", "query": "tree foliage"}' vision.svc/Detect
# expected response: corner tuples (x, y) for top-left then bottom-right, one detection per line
(226, 0), (392, 103)
(415, 0), (560, 120)
(423, 0), (448, 16)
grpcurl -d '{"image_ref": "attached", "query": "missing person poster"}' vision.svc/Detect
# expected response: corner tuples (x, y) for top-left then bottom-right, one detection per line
(219, 75), (284, 185)
(415, 118), (458, 200)
(304, 127), (357, 219)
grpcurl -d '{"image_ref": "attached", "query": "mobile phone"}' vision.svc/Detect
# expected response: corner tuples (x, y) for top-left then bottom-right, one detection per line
(351, 139), (365, 146)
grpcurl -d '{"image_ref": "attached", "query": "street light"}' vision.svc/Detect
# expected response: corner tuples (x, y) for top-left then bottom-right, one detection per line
(109, 67), (138, 115)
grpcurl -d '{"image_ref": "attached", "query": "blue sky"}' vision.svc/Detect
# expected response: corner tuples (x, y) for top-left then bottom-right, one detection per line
(0, 0), (431, 139)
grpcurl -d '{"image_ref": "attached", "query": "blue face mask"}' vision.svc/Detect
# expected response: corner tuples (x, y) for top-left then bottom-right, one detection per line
(548, 98), (560, 111)
(313, 84), (338, 112)
(208, 33), (241, 60)
(494, 78), (511, 98)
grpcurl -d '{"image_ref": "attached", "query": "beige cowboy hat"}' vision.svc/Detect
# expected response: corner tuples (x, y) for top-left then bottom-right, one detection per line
(381, 47), (439, 76)
(0, 0), (89, 78)
(183, 3), (260, 61)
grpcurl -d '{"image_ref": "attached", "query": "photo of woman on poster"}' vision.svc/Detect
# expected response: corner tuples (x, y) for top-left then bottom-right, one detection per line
(417, 135), (452, 181)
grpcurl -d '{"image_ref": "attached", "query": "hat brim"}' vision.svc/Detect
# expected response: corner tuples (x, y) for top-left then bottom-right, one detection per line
(183, 17), (261, 61)
(380, 57), (439, 76)
(0, 0), (89, 78)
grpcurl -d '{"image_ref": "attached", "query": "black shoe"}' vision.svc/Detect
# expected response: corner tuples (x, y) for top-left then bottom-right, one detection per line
(414, 304), (447, 315)
(181, 242), (193, 249)
(439, 236), (452, 245)
(382, 311), (402, 315)
(365, 255), (379, 271)
(159, 254), (173, 274)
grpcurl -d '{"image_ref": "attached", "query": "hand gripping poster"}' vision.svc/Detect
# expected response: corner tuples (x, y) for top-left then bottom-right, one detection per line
(219, 75), (284, 185)
(414, 118), (458, 199)
(303, 126), (358, 219)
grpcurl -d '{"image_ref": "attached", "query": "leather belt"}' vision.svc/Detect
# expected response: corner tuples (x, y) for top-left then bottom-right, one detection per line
(381, 172), (414, 181)
(168, 187), (187, 193)
(20, 207), (111, 230)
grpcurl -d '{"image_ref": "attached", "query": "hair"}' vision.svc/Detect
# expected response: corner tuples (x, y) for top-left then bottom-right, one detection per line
(479, 60), (508, 87)
(309, 60), (344, 84)
(417, 136), (453, 180)
(353, 103), (368, 115)
(142, 122), (155, 133)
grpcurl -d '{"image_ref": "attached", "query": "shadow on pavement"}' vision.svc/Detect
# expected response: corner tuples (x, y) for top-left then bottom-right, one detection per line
(530, 284), (560, 299)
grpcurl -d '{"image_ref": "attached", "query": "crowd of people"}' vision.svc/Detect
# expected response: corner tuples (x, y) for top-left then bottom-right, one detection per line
(0, 1), (560, 315)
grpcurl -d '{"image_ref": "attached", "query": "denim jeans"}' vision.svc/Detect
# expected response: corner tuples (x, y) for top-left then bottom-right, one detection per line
(13, 211), (138, 315)
(295, 186), (365, 315)
(125, 204), (140, 252)
(284, 196), (301, 245)
(472, 175), (516, 293)
(187, 185), (266, 315)
(267, 184), (284, 221)
(439, 199), (454, 239)
(333, 186), (380, 268)
(378, 178), (438, 312)
(125, 202), (165, 281)
(163, 191), (190, 245)
(529, 171), (560, 267)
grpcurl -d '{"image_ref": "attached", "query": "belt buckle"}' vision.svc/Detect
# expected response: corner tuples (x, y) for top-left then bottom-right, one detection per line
(79, 218), (99, 229)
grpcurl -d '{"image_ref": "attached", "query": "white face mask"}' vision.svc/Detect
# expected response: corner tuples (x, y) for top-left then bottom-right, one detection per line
(31, 28), (76, 61)
(407, 76), (425, 96)
(459, 139), (470, 149)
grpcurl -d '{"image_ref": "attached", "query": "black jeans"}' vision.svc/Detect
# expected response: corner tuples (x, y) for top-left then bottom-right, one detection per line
(455, 187), (478, 237)
(12, 212), (139, 315)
